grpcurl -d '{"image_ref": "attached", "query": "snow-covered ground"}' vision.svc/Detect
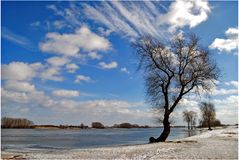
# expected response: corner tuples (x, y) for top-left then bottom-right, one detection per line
(2, 126), (238, 159)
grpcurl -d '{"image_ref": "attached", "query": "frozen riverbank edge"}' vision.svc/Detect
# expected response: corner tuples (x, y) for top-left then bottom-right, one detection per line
(1, 126), (238, 159)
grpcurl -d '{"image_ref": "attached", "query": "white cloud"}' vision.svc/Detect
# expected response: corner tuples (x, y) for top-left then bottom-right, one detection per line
(225, 81), (238, 88)
(44, 99), (151, 125)
(158, 0), (211, 31)
(52, 89), (80, 97)
(209, 27), (238, 53)
(2, 59), (75, 83)
(41, 67), (63, 81)
(39, 26), (111, 57)
(52, 20), (67, 30)
(226, 28), (239, 39)
(74, 75), (91, 83)
(120, 67), (130, 74)
(99, 61), (118, 69)
(2, 83), (152, 125)
(66, 63), (79, 73)
(46, 56), (69, 67)
(97, 27), (112, 36)
(1, 87), (51, 106)
(88, 52), (102, 60)
(212, 95), (238, 124)
(4, 81), (36, 93)
(211, 88), (238, 96)
(2, 62), (37, 81)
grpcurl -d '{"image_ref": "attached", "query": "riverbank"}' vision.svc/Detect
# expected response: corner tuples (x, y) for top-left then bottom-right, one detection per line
(1, 126), (238, 159)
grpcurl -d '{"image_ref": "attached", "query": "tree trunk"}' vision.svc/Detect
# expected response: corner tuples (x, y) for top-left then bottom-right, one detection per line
(208, 119), (212, 130)
(149, 112), (170, 143)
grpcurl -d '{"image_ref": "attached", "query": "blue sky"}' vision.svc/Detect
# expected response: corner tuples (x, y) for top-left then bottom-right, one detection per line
(1, 1), (238, 126)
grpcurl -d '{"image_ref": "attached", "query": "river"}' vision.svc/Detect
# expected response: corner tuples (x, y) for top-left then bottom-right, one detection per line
(1, 127), (199, 150)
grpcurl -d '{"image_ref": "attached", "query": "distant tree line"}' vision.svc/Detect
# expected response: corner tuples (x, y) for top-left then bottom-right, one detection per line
(1, 117), (34, 128)
(199, 119), (222, 128)
(113, 123), (150, 129)
(1, 117), (152, 129)
(91, 122), (150, 129)
(91, 122), (105, 129)
(58, 123), (89, 129)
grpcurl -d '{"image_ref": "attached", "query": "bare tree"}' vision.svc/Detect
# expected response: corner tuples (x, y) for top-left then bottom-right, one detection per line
(183, 110), (197, 130)
(190, 111), (197, 129)
(133, 33), (219, 142)
(200, 102), (216, 130)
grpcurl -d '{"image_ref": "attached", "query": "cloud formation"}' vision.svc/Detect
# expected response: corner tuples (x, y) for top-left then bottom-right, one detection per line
(120, 67), (130, 74)
(39, 26), (111, 57)
(209, 27), (238, 54)
(66, 63), (79, 73)
(52, 89), (80, 97)
(99, 61), (118, 69)
(2, 82), (152, 125)
(88, 52), (102, 60)
(4, 81), (36, 93)
(46, 56), (70, 67)
(2, 62), (38, 81)
(225, 81), (238, 88)
(82, 1), (211, 39)
(74, 75), (91, 83)
(2, 61), (65, 82)
(2, 27), (33, 50)
(158, 0), (211, 31)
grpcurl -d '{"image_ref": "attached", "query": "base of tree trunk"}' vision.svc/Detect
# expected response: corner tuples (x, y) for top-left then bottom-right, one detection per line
(149, 136), (167, 143)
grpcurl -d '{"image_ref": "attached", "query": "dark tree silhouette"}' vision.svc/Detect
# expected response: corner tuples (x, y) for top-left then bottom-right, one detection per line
(183, 110), (197, 130)
(133, 33), (219, 142)
(200, 102), (216, 130)
(91, 122), (105, 129)
(1, 117), (34, 128)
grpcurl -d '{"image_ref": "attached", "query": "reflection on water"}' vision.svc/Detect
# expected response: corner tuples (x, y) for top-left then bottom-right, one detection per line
(187, 130), (199, 137)
(2, 127), (199, 150)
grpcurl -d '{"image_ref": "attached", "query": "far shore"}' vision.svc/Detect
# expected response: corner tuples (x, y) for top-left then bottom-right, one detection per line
(1, 126), (238, 159)
(3, 125), (229, 130)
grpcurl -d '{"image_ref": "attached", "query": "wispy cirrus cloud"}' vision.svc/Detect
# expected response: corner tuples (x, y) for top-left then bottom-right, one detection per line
(45, 1), (211, 40)
(82, 1), (211, 39)
(2, 27), (35, 50)
(46, 3), (81, 28)
(82, 1), (166, 39)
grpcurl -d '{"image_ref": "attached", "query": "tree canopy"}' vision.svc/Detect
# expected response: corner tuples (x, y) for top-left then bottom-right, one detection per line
(133, 33), (220, 142)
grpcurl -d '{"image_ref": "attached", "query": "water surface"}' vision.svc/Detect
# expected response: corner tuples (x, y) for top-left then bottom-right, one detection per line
(1, 128), (198, 150)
